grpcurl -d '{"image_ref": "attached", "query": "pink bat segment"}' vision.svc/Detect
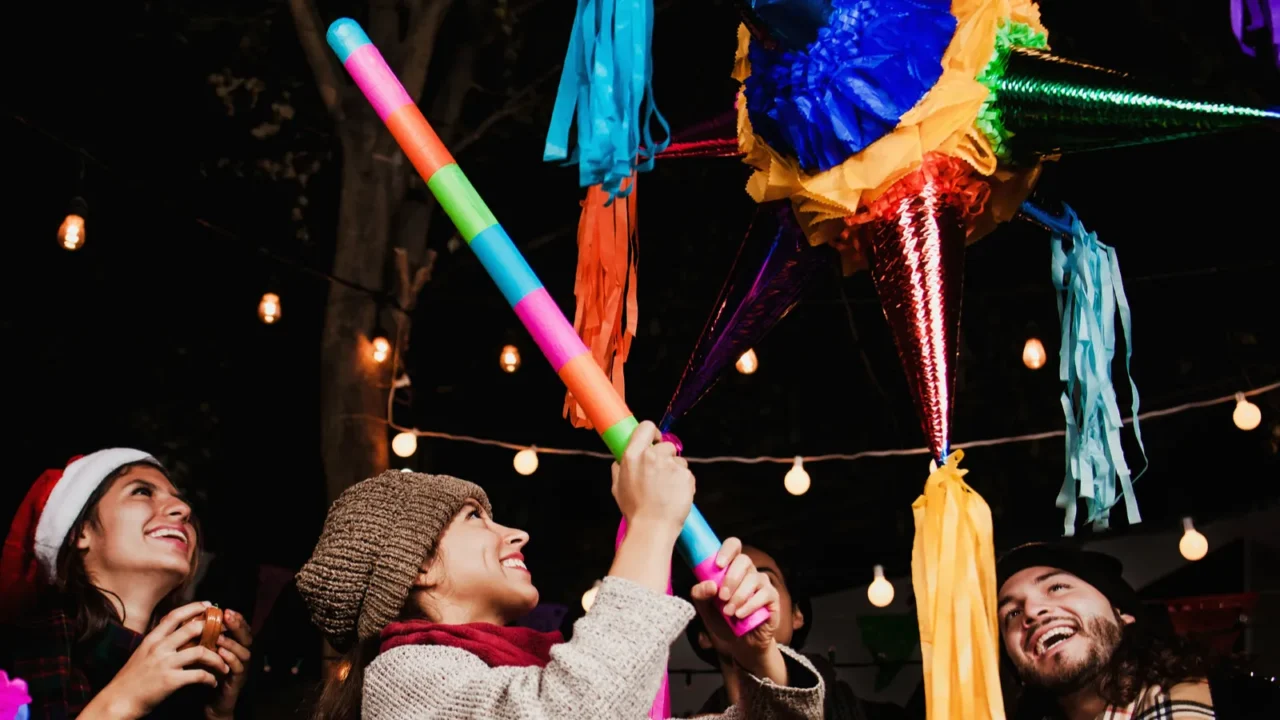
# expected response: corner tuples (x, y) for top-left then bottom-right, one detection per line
(512, 288), (590, 371)
(693, 554), (773, 637)
(343, 45), (414, 120)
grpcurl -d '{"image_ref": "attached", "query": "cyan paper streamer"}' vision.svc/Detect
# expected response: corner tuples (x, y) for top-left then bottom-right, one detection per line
(544, 0), (669, 200)
(1050, 204), (1146, 536)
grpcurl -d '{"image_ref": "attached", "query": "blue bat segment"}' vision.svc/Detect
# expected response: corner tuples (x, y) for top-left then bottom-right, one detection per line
(469, 225), (545, 307)
(327, 18), (372, 62)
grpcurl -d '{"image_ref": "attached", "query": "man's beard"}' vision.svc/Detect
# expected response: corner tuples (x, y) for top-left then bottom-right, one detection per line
(1014, 615), (1124, 694)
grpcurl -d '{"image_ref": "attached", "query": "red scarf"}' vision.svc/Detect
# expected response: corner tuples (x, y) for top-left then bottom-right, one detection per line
(379, 621), (563, 668)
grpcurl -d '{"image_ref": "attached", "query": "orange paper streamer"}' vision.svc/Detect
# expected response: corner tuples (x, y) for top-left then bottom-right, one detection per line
(564, 176), (639, 429)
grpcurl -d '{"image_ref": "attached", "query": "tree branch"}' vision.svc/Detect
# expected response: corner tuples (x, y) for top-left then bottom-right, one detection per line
(397, 0), (457, 102)
(287, 0), (347, 121)
(452, 63), (561, 156)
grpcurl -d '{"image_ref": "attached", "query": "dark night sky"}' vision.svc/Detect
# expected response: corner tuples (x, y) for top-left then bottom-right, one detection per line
(5, 0), (1279, 627)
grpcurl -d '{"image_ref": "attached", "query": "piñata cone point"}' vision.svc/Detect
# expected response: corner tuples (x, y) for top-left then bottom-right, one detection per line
(864, 155), (987, 461)
(993, 47), (1280, 159)
(661, 202), (835, 431)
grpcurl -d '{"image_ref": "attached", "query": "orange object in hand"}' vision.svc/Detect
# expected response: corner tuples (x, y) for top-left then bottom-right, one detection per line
(182, 606), (224, 652)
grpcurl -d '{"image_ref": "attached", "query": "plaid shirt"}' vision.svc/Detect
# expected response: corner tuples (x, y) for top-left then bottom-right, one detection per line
(1099, 682), (1215, 720)
(3, 602), (209, 719)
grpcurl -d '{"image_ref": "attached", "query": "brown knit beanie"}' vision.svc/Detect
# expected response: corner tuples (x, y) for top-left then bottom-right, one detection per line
(295, 470), (491, 652)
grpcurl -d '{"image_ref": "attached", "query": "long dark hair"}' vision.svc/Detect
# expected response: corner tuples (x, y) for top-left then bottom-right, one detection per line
(1006, 611), (1218, 718)
(311, 547), (445, 720)
(50, 460), (201, 642)
(312, 635), (381, 720)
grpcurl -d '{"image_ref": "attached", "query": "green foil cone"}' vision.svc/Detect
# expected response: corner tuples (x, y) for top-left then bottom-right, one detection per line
(988, 47), (1279, 161)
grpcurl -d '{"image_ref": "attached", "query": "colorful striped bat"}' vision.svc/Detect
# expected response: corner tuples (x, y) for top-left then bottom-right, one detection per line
(326, 19), (767, 635)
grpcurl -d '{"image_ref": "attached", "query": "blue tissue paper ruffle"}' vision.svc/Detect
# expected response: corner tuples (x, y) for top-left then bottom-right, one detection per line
(744, 0), (956, 173)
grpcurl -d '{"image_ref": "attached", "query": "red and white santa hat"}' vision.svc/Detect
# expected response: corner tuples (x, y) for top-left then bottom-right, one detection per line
(0, 448), (156, 618)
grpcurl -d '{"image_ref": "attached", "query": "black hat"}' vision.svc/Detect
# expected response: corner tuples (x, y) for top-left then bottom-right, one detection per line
(997, 542), (1141, 618)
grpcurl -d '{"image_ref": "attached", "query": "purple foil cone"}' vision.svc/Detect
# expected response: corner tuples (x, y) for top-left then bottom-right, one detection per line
(661, 202), (836, 431)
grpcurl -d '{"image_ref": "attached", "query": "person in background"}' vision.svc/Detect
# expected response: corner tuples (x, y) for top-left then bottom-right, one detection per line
(685, 544), (909, 720)
(997, 542), (1280, 720)
(296, 421), (826, 720)
(0, 449), (253, 720)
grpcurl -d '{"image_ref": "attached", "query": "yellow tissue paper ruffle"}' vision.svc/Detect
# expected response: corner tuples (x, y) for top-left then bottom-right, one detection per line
(735, 0), (1049, 248)
(911, 450), (1005, 720)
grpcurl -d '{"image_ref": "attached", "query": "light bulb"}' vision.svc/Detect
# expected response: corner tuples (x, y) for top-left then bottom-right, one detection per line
(582, 582), (600, 612)
(1179, 517), (1208, 561)
(371, 336), (391, 364)
(867, 565), (895, 607)
(513, 447), (539, 475)
(58, 214), (86, 251)
(258, 293), (282, 324)
(784, 456), (810, 495)
(735, 348), (758, 375)
(401, 468), (413, 473)
(1233, 393), (1261, 431)
(1022, 337), (1047, 370)
(500, 344), (521, 373)
(335, 660), (351, 682)
(391, 431), (418, 458)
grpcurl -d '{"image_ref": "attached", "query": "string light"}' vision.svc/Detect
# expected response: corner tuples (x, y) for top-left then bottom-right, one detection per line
(1179, 517), (1208, 561)
(500, 344), (521, 373)
(391, 431), (418, 458)
(735, 349), (759, 375)
(784, 456), (810, 495)
(382, 382), (1279, 470)
(371, 335), (391, 364)
(513, 447), (539, 475)
(57, 197), (88, 251)
(582, 581), (600, 612)
(1233, 393), (1262, 431)
(257, 292), (281, 324)
(335, 660), (351, 682)
(1022, 337), (1047, 370)
(867, 565), (895, 607)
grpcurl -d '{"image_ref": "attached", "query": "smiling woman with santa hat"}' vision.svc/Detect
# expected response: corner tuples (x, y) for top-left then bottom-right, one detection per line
(0, 449), (253, 720)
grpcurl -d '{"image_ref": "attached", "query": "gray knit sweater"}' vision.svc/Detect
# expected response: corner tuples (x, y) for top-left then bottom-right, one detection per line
(363, 577), (825, 719)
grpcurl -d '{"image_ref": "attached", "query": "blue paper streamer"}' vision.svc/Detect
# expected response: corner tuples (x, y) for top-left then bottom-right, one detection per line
(543, 0), (669, 200)
(743, 0), (954, 173)
(1050, 205), (1147, 536)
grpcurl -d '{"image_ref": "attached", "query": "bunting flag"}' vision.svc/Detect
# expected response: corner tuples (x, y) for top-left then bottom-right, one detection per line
(565, 176), (639, 429)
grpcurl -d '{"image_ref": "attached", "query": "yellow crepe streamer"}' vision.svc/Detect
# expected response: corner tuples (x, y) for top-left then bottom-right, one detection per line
(734, 0), (1048, 248)
(911, 450), (1005, 720)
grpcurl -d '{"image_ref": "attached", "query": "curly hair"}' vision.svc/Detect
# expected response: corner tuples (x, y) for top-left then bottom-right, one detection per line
(1094, 618), (1216, 706)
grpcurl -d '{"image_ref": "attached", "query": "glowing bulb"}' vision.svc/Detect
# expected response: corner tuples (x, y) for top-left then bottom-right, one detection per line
(1233, 393), (1261, 431)
(867, 565), (895, 607)
(1179, 517), (1208, 561)
(401, 468), (413, 473)
(735, 348), (758, 375)
(784, 456), (810, 495)
(371, 335), (391, 364)
(1022, 337), (1047, 370)
(335, 660), (351, 682)
(513, 447), (539, 475)
(58, 214), (86, 250)
(582, 583), (600, 611)
(258, 292), (282, 324)
(391, 431), (418, 458)
(500, 344), (521, 373)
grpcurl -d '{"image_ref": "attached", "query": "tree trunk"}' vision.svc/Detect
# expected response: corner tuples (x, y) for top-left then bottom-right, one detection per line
(320, 118), (398, 502)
